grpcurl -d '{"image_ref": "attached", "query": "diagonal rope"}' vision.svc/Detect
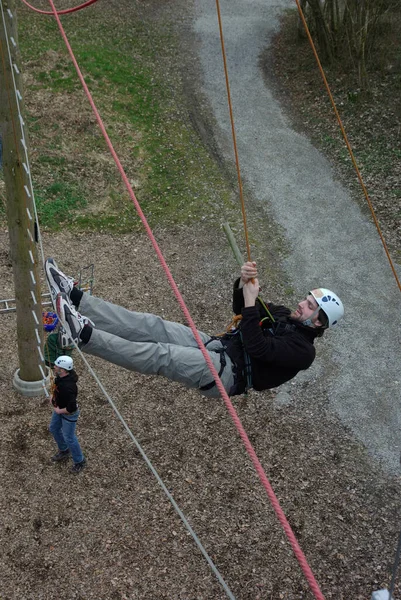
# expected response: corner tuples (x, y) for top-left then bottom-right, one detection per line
(64, 337), (237, 600)
(295, 0), (401, 294)
(23, 2), (328, 597)
(295, 3), (401, 594)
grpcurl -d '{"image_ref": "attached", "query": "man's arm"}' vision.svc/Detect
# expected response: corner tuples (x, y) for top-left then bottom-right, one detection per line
(233, 262), (258, 314)
(242, 276), (260, 307)
(240, 301), (315, 370)
(53, 406), (70, 415)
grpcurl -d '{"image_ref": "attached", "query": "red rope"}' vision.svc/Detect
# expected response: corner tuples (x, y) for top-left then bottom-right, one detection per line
(19, 0), (99, 16)
(39, 2), (327, 597)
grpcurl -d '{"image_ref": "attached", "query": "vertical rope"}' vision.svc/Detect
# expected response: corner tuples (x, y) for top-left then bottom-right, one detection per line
(215, 0), (252, 262)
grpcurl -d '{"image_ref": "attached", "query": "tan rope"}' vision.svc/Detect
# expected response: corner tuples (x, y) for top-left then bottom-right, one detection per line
(215, 0), (252, 261)
(295, 0), (401, 293)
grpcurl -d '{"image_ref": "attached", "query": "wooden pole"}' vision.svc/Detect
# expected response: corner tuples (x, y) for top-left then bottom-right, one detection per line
(222, 222), (244, 268)
(0, 0), (46, 391)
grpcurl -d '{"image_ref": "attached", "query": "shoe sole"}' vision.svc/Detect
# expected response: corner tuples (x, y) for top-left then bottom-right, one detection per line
(45, 259), (73, 305)
(56, 294), (79, 345)
(71, 462), (86, 474)
(58, 327), (73, 350)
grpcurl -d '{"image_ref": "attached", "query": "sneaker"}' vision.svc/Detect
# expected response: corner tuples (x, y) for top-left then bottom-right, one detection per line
(56, 293), (92, 346)
(51, 449), (71, 462)
(45, 258), (75, 308)
(58, 325), (75, 350)
(71, 458), (86, 474)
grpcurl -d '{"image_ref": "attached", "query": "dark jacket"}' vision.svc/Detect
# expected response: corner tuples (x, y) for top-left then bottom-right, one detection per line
(52, 370), (79, 413)
(223, 279), (319, 394)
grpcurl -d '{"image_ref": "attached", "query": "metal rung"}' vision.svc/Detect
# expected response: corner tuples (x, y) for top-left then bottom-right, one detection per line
(0, 266), (93, 315)
(0, 293), (53, 314)
(0, 299), (12, 313)
(0, 289), (90, 314)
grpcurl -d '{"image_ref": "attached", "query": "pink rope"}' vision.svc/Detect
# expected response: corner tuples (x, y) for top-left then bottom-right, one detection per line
(44, 1), (327, 597)
(20, 0), (99, 16)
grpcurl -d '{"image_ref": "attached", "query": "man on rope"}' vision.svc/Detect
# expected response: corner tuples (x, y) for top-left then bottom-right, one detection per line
(45, 258), (344, 398)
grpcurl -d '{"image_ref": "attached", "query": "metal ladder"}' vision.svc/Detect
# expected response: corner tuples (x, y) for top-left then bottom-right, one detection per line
(0, 264), (94, 315)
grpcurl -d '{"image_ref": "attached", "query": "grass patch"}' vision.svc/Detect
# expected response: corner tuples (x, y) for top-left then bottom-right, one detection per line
(7, 1), (233, 233)
(35, 181), (87, 229)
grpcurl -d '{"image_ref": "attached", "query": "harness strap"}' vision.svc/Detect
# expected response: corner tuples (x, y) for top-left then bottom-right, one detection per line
(199, 346), (227, 391)
(239, 331), (252, 394)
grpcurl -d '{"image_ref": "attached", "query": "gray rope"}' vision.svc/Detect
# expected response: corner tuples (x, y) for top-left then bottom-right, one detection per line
(66, 337), (236, 600)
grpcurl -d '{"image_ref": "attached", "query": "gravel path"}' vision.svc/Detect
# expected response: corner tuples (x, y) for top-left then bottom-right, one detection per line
(193, 0), (401, 474)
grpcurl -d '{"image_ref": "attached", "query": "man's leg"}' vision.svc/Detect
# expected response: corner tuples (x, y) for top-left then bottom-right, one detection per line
(82, 328), (234, 395)
(79, 292), (211, 347)
(49, 411), (68, 451)
(46, 257), (213, 347)
(61, 412), (84, 465)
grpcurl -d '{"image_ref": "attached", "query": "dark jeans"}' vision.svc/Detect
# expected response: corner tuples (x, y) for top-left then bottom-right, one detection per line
(49, 409), (84, 464)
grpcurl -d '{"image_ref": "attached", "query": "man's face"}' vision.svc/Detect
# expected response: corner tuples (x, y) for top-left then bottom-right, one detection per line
(54, 365), (67, 377)
(290, 294), (322, 326)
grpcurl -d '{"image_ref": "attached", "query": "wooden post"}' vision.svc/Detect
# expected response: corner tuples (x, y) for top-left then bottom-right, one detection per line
(0, 0), (46, 393)
(222, 222), (244, 268)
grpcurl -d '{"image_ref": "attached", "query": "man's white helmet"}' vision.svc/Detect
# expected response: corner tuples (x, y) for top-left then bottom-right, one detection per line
(54, 355), (74, 371)
(310, 288), (344, 328)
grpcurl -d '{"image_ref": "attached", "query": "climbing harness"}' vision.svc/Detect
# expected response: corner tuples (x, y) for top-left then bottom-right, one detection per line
(239, 331), (252, 393)
(199, 337), (228, 391)
(199, 332), (252, 395)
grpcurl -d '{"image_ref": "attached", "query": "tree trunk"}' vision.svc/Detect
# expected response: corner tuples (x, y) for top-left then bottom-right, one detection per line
(297, 0), (308, 39)
(306, 0), (334, 63)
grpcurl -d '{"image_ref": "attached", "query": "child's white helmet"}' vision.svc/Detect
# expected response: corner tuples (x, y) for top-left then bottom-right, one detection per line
(54, 355), (74, 371)
(310, 288), (344, 328)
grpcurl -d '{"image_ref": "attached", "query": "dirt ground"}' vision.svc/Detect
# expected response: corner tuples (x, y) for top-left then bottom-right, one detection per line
(1, 2), (401, 600)
(1, 228), (401, 600)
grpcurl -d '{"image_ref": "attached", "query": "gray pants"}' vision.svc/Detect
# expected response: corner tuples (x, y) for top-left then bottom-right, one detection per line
(79, 293), (235, 398)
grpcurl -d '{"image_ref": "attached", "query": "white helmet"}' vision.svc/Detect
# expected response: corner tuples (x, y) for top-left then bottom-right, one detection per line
(310, 288), (344, 328)
(54, 355), (74, 371)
